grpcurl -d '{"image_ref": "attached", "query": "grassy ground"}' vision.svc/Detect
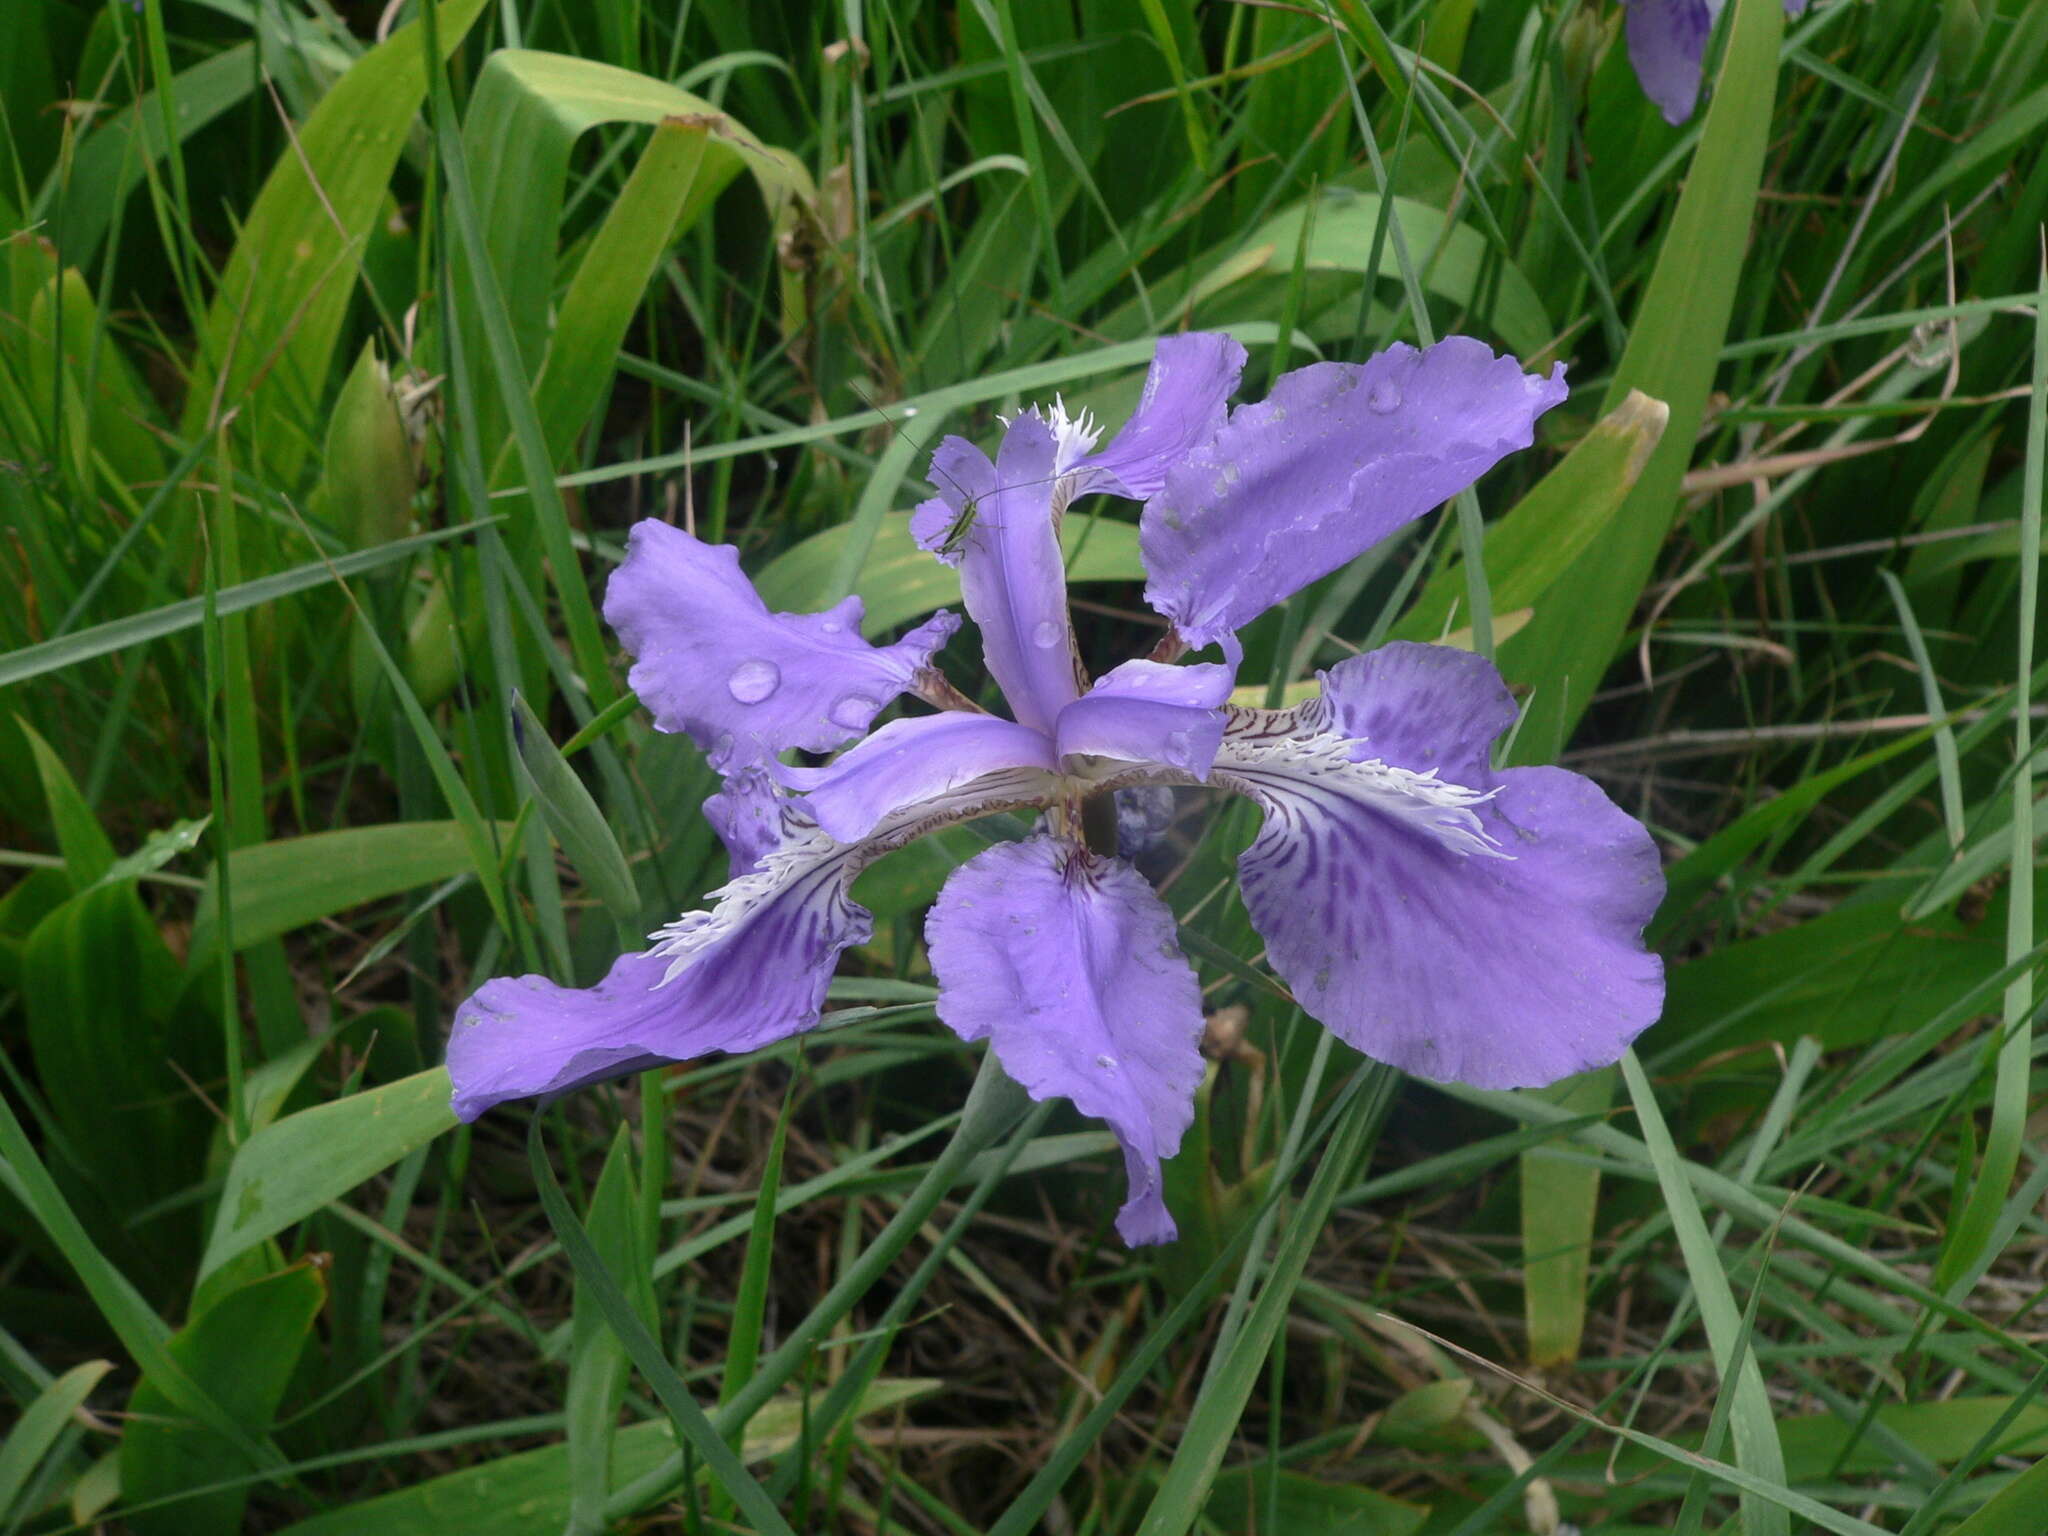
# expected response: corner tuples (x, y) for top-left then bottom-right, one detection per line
(2, 0), (2047, 1532)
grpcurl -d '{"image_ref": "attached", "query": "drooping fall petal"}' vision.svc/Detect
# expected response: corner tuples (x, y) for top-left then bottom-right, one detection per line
(924, 837), (1207, 1244)
(1212, 644), (1665, 1089)
(450, 813), (871, 1120)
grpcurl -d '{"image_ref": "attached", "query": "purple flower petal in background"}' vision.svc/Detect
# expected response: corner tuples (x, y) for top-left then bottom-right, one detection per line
(1624, 0), (1810, 126)
(1114, 783), (1180, 861)
(1624, 0), (1716, 124)
(1140, 338), (1567, 656)
(924, 836), (1207, 1245)
(1213, 644), (1665, 1089)
(603, 519), (958, 773)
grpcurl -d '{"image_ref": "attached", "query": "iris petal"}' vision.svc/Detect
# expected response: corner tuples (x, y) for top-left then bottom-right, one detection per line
(1073, 333), (1247, 502)
(1212, 644), (1665, 1090)
(1625, 0), (1808, 126)
(774, 712), (1059, 844)
(924, 836), (1207, 1245)
(1140, 338), (1567, 655)
(913, 413), (1081, 735)
(1053, 660), (1233, 779)
(703, 766), (785, 877)
(449, 813), (871, 1121)
(909, 436), (1000, 567)
(603, 520), (957, 773)
(1624, 0), (1716, 125)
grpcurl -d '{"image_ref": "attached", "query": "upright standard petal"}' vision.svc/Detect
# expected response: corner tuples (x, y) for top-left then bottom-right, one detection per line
(925, 837), (1207, 1245)
(773, 711), (1060, 844)
(603, 519), (958, 772)
(917, 414), (1083, 735)
(1052, 660), (1234, 780)
(449, 811), (872, 1120)
(909, 435), (1000, 567)
(1211, 644), (1665, 1090)
(1140, 339), (1567, 655)
(1072, 333), (1247, 503)
(1624, 0), (1717, 125)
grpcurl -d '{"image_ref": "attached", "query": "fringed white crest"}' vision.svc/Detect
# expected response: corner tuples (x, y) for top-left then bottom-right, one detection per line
(648, 817), (847, 985)
(647, 766), (1062, 987)
(1213, 727), (1511, 861)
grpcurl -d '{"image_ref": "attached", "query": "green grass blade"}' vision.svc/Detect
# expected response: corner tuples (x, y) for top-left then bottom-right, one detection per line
(1622, 1049), (1788, 1535)
(177, 0), (490, 472)
(0, 1092), (275, 1474)
(527, 1119), (799, 1536)
(1939, 1446), (2048, 1536)
(0, 519), (500, 690)
(1937, 255), (2048, 1296)
(1134, 1067), (1394, 1536)
(201, 1069), (459, 1281)
(1521, 1066), (1616, 1368)
(16, 716), (115, 886)
(0, 1358), (112, 1518)
(509, 694), (638, 927)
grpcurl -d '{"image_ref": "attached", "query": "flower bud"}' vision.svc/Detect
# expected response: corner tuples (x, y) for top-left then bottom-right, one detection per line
(322, 339), (420, 550)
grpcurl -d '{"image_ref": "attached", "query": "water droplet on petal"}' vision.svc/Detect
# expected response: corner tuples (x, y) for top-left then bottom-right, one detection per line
(829, 693), (878, 730)
(726, 659), (781, 704)
(820, 617), (843, 635)
(1367, 380), (1402, 414)
(1031, 619), (1063, 649)
(1096, 1054), (1118, 1070)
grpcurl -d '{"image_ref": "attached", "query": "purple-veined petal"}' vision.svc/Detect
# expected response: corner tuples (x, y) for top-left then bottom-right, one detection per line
(1072, 333), (1248, 502)
(1212, 643), (1664, 1090)
(1624, 0), (1716, 125)
(450, 814), (871, 1120)
(918, 413), (1082, 734)
(703, 766), (785, 877)
(1286, 639), (1513, 784)
(603, 519), (958, 772)
(1140, 338), (1567, 655)
(449, 763), (1069, 1122)
(1053, 660), (1234, 779)
(773, 711), (1059, 844)
(924, 836), (1206, 1245)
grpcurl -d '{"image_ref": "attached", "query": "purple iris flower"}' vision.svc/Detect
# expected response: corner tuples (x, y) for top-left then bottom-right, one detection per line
(1624, 0), (1809, 125)
(448, 334), (1667, 1245)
